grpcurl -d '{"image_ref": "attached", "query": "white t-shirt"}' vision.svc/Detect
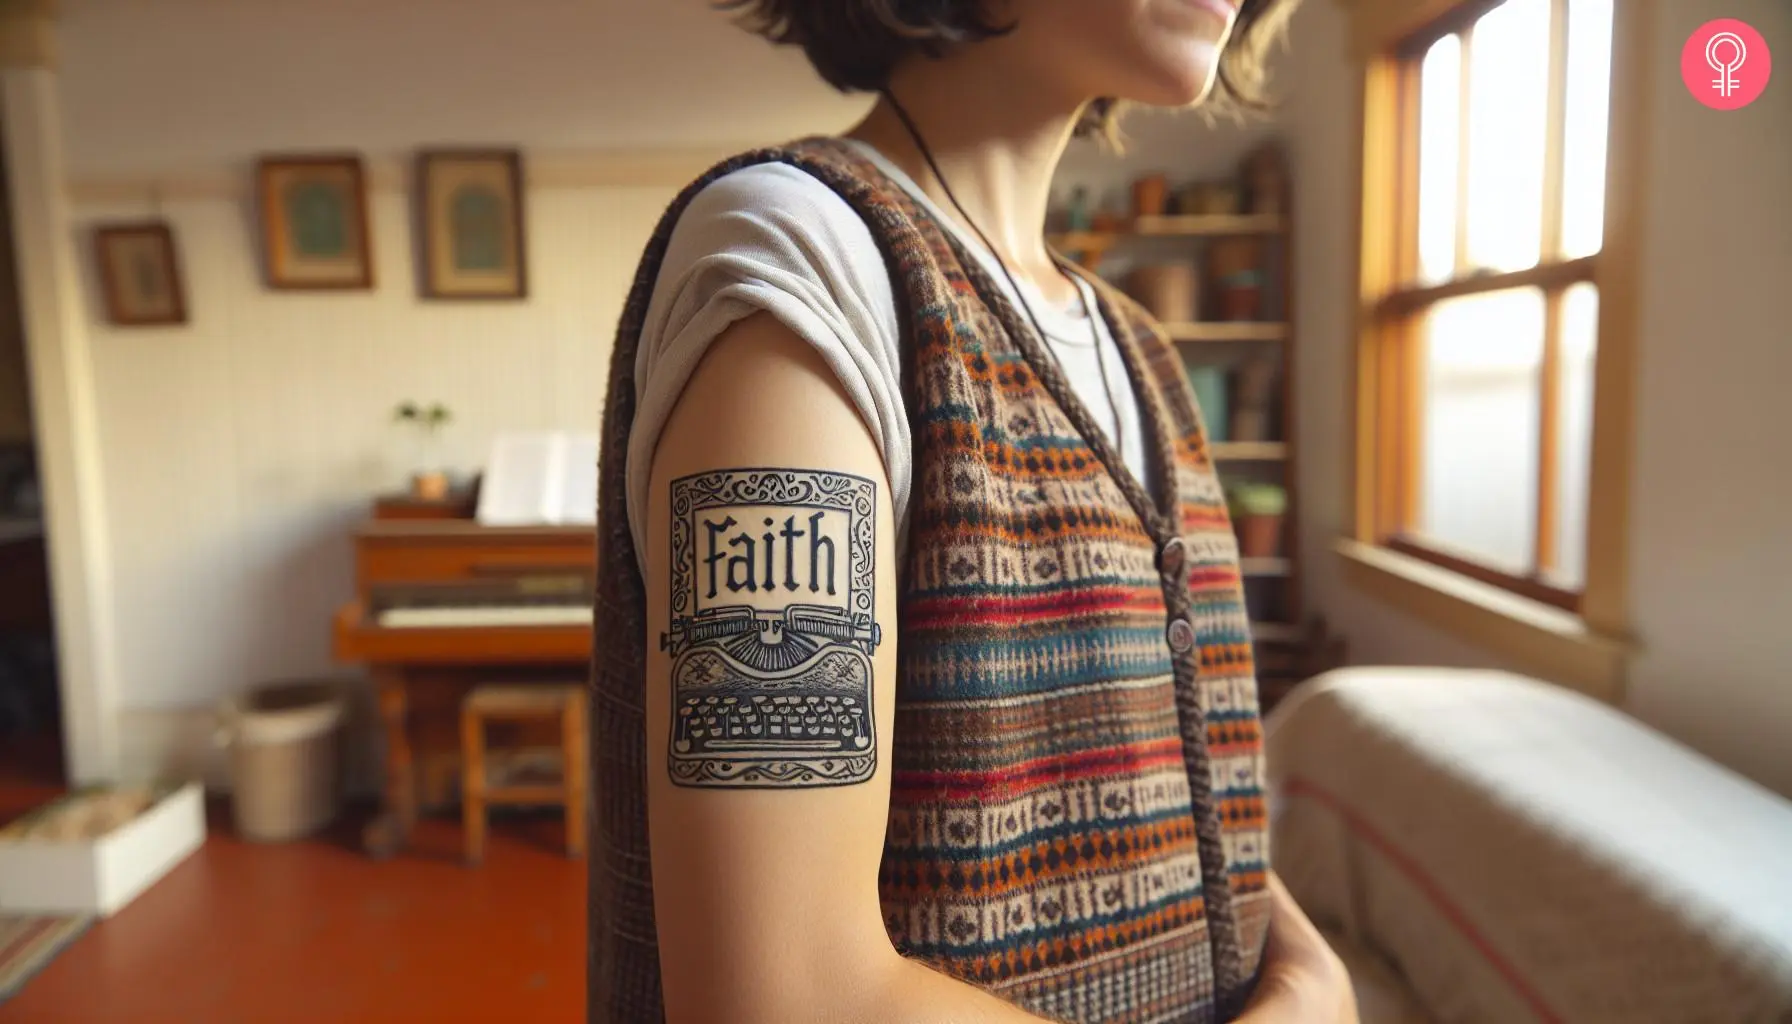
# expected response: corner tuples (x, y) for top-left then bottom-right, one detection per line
(627, 140), (1148, 572)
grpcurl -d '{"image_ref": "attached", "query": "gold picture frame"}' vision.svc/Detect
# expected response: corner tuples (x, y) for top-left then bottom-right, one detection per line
(94, 221), (187, 326)
(416, 149), (527, 300)
(257, 154), (373, 290)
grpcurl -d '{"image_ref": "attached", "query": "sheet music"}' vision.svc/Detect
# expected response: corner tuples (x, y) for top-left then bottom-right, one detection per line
(474, 431), (599, 526)
(557, 434), (599, 525)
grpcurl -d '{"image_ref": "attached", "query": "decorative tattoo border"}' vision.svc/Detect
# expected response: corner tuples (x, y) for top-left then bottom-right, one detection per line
(663, 468), (881, 789)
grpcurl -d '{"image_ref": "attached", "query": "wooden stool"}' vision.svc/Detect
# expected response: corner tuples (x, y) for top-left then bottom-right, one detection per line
(460, 683), (588, 865)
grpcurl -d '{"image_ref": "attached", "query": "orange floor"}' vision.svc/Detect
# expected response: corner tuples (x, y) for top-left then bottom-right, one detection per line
(0, 796), (586, 1024)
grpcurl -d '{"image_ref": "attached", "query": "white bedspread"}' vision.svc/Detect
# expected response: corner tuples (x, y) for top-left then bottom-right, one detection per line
(1265, 667), (1792, 1024)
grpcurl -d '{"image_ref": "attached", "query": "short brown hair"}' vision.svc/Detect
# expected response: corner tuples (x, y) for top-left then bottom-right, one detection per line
(716, 0), (1298, 138)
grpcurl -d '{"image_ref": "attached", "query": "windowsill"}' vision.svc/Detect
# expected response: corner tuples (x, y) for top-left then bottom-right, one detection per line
(1334, 538), (1629, 703)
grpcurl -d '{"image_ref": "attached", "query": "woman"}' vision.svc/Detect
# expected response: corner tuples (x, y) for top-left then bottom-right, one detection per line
(588, 2), (1355, 1021)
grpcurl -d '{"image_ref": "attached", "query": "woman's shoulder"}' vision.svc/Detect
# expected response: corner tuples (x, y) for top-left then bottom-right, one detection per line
(673, 157), (877, 252)
(652, 155), (895, 318)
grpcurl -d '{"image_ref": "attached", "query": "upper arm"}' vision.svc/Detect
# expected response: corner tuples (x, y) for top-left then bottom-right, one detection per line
(627, 164), (911, 586)
(642, 310), (900, 1023)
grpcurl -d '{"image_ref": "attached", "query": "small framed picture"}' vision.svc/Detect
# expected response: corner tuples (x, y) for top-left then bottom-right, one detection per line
(416, 149), (526, 300)
(94, 221), (187, 326)
(257, 154), (373, 290)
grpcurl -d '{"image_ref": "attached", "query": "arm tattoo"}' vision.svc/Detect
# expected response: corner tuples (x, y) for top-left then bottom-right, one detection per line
(662, 468), (881, 789)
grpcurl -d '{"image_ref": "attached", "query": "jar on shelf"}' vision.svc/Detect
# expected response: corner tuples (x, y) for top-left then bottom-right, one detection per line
(1215, 270), (1264, 321)
(1131, 173), (1170, 217)
(1246, 144), (1289, 216)
(1177, 181), (1243, 216)
(1124, 263), (1198, 323)
(1206, 238), (1265, 321)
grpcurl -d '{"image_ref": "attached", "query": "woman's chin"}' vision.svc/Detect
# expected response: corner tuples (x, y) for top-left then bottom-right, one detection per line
(1125, 57), (1222, 110)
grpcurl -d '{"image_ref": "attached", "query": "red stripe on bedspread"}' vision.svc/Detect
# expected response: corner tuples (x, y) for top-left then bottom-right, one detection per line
(1282, 775), (1564, 1024)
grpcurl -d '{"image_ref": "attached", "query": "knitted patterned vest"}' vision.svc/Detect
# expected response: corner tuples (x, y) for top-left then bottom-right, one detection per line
(590, 139), (1271, 1024)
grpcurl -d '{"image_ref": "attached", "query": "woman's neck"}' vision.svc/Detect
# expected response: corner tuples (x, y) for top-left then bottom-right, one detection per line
(847, 55), (1087, 305)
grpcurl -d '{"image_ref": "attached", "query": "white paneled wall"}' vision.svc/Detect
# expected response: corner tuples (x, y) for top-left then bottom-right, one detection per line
(77, 182), (673, 711)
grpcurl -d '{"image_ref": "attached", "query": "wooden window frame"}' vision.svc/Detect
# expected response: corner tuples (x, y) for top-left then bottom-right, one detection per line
(1337, 0), (1653, 700)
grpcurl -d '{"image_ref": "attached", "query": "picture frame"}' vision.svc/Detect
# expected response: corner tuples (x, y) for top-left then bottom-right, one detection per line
(416, 148), (527, 300)
(256, 154), (373, 290)
(93, 221), (187, 326)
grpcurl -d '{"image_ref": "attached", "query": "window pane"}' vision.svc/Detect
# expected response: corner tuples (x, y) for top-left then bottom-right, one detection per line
(1416, 288), (1545, 571)
(1561, 0), (1614, 259)
(1417, 35), (1462, 283)
(1551, 283), (1599, 587)
(1464, 0), (1551, 273)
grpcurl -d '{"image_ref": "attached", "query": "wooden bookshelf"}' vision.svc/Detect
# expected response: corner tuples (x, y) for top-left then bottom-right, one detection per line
(1051, 231), (1116, 252)
(1048, 213), (1286, 250)
(1250, 621), (1303, 643)
(1210, 441), (1289, 462)
(1057, 140), (1306, 655)
(1131, 213), (1286, 236)
(1240, 557), (1293, 577)
(1164, 321), (1288, 343)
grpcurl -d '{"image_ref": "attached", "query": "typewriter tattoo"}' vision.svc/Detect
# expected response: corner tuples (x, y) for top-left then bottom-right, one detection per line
(662, 468), (882, 789)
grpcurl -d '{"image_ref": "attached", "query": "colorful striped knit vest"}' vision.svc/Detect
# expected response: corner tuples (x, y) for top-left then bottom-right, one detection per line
(590, 138), (1271, 1024)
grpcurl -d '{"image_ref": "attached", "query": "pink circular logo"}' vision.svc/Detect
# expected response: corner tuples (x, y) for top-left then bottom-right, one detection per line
(1682, 19), (1771, 110)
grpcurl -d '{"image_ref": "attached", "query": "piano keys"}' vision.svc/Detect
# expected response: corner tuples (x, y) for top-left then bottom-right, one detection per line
(332, 505), (594, 857)
(376, 604), (592, 630)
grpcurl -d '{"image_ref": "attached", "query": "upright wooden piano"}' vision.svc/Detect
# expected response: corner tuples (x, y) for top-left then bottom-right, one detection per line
(332, 490), (594, 857)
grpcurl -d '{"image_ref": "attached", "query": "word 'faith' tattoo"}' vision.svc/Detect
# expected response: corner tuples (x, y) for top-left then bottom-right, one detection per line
(662, 468), (881, 789)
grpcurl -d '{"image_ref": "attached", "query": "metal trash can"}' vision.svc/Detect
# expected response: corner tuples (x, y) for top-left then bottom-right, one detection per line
(216, 680), (347, 842)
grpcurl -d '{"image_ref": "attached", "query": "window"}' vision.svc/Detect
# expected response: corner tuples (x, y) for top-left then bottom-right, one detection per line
(1360, 0), (1615, 611)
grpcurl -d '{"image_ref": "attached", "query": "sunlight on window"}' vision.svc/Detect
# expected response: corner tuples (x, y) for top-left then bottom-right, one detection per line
(1464, 0), (1550, 273)
(1417, 35), (1462, 284)
(1418, 288), (1545, 570)
(1551, 283), (1599, 586)
(1561, 0), (1614, 259)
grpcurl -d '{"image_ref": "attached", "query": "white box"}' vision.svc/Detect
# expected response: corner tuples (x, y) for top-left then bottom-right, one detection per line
(0, 783), (205, 917)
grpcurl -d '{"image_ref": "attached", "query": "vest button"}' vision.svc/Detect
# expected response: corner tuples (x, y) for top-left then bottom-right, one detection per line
(1157, 536), (1186, 574)
(1166, 616), (1196, 654)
